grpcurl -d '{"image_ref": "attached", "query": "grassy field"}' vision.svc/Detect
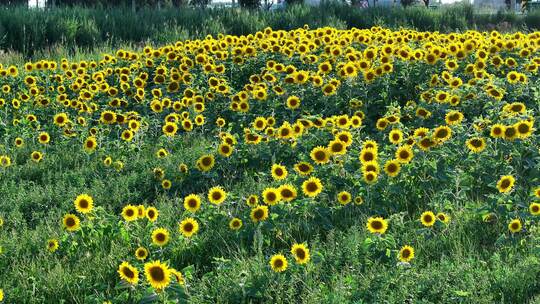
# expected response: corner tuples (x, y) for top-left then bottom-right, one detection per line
(0, 25), (540, 303)
(0, 3), (540, 57)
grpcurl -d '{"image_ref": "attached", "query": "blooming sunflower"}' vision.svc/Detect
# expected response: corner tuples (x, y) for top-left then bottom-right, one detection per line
(118, 261), (139, 285)
(170, 268), (185, 286)
(83, 136), (97, 153)
(151, 228), (170, 246)
(250, 205), (269, 223)
(336, 191), (352, 205)
(366, 216), (388, 234)
(262, 187), (281, 205)
(74, 194), (94, 214)
(62, 214), (81, 232)
(269, 254), (288, 272)
(145, 207), (159, 222)
(179, 218), (199, 238)
(420, 211), (436, 227)
(398, 245), (415, 263)
(497, 175), (515, 193)
(144, 260), (171, 290)
(436, 212), (451, 224)
(291, 243), (310, 264)
(508, 219), (522, 233)
(121, 204), (139, 222)
(310, 146), (331, 165)
(466, 137), (486, 153)
(529, 202), (540, 216)
(208, 186), (227, 205)
(279, 184), (298, 202)
(229, 218), (243, 230)
(271, 164), (288, 180)
(197, 154), (215, 172)
(47, 239), (59, 253)
(302, 177), (323, 198)
(294, 162), (313, 176)
(135, 247), (149, 261)
(359, 148), (378, 163)
(384, 159), (401, 177)
(184, 194), (202, 212)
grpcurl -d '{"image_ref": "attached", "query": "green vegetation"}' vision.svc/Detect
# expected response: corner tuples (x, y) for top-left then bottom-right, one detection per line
(0, 4), (539, 57)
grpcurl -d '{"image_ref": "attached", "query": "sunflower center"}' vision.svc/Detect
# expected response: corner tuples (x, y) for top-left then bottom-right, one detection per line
(149, 266), (166, 282)
(371, 221), (383, 230)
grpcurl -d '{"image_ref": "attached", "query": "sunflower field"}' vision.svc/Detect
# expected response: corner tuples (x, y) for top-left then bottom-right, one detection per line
(0, 26), (540, 303)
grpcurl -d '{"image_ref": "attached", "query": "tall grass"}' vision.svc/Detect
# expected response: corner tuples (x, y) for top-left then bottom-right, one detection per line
(0, 4), (538, 57)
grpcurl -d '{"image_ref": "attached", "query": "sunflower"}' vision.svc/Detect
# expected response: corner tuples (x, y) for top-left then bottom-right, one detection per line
(466, 137), (486, 153)
(302, 177), (323, 198)
(388, 129), (403, 145)
(14, 137), (24, 148)
(162, 122), (178, 137)
(491, 124), (504, 139)
(503, 125), (518, 141)
(433, 125), (452, 142)
(208, 186), (227, 205)
(327, 139), (347, 155)
(445, 110), (464, 126)
(197, 154), (215, 172)
(47, 239), (59, 253)
(62, 214), (81, 232)
(278, 184), (297, 202)
(144, 260), (171, 290)
(366, 216), (388, 234)
(289, 163), (310, 178)
(100, 110), (117, 124)
(137, 205), (146, 218)
(291, 243), (310, 264)
(436, 212), (451, 224)
(121, 204), (139, 221)
(534, 187), (540, 199)
(135, 247), (149, 260)
(398, 245), (415, 263)
(31, 151), (43, 162)
(161, 179), (172, 189)
(384, 159), (401, 177)
(262, 187), (281, 205)
(508, 219), (522, 233)
(38, 132), (50, 144)
(179, 218), (199, 238)
(0, 289), (3, 302)
(74, 193), (94, 214)
(286, 96), (301, 109)
(310, 146), (331, 164)
(156, 148), (169, 158)
(362, 140), (379, 151)
(242, 195), (257, 208)
(420, 211), (436, 227)
(53, 113), (69, 127)
(83, 136), (98, 153)
(271, 164), (288, 180)
(363, 171), (378, 184)
(269, 254), (288, 272)
(218, 143), (234, 157)
(418, 133), (436, 148)
(184, 194), (201, 212)
(145, 207), (159, 222)
(121, 129), (134, 142)
(514, 120), (534, 139)
(361, 161), (379, 175)
(336, 191), (352, 205)
(170, 268), (185, 286)
(118, 261), (139, 285)
(250, 205), (269, 223)
(359, 148), (378, 163)
(229, 218), (243, 230)
(496, 175), (515, 193)
(151, 228), (170, 246)
(529, 202), (540, 216)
